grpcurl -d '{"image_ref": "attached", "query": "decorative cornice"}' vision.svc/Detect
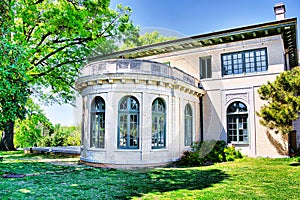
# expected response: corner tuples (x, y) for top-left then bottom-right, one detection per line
(76, 74), (205, 97)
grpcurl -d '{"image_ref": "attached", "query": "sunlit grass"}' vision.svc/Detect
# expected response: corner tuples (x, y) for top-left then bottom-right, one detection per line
(0, 151), (300, 199)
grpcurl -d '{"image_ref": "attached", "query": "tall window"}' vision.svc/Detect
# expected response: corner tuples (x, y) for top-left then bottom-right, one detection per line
(184, 104), (193, 146)
(118, 96), (139, 149)
(222, 48), (268, 76)
(199, 56), (212, 79)
(91, 96), (105, 148)
(227, 102), (248, 143)
(152, 98), (166, 149)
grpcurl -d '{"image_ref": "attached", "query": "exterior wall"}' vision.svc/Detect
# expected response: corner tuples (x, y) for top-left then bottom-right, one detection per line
(78, 32), (293, 164)
(79, 78), (201, 166)
(254, 87), (289, 157)
(141, 35), (289, 157)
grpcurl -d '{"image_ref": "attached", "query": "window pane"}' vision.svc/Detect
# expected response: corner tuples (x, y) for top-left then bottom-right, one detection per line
(201, 59), (207, 79)
(118, 96), (139, 149)
(207, 57), (212, 78)
(227, 102), (248, 143)
(91, 97), (105, 148)
(152, 98), (166, 148)
(222, 48), (267, 76)
(200, 57), (212, 79)
(184, 104), (193, 146)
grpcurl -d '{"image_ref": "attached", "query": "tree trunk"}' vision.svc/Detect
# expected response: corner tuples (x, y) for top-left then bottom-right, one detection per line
(0, 121), (15, 151)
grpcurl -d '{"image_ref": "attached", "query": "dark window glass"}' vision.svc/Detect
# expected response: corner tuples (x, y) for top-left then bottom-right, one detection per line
(227, 101), (248, 143)
(152, 98), (166, 149)
(184, 104), (193, 146)
(91, 96), (105, 148)
(222, 48), (268, 76)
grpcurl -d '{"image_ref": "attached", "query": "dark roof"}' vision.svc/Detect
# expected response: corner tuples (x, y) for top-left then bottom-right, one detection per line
(89, 18), (298, 68)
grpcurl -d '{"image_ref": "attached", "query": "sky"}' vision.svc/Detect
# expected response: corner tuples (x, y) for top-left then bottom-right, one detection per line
(43, 0), (300, 126)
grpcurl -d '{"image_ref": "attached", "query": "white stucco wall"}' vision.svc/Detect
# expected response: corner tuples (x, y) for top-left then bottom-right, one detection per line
(77, 33), (291, 166)
(143, 35), (288, 157)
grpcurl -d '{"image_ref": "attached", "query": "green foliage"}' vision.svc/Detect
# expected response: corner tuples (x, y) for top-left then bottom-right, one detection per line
(176, 140), (243, 167)
(39, 125), (81, 147)
(0, 31), (30, 129)
(121, 30), (177, 50)
(224, 146), (243, 161)
(1, 0), (137, 149)
(257, 67), (300, 134)
(14, 99), (54, 148)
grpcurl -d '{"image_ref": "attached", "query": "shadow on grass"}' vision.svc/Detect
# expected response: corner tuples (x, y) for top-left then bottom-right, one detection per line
(1, 160), (229, 199)
(122, 168), (229, 199)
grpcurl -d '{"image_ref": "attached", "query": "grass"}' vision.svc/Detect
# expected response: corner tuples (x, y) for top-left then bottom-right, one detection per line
(0, 151), (300, 200)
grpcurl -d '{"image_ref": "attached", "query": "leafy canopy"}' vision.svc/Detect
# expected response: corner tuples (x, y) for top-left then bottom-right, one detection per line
(121, 30), (177, 50)
(0, 0), (137, 129)
(257, 67), (300, 134)
(0, 32), (30, 128)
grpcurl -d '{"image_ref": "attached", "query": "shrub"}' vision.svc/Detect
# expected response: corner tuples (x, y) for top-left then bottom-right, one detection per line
(176, 151), (203, 167)
(176, 140), (242, 167)
(224, 146), (243, 161)
(38, 125), (80, 147)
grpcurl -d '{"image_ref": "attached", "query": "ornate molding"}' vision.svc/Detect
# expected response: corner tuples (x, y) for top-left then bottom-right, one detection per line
(226, 93), (248, 102)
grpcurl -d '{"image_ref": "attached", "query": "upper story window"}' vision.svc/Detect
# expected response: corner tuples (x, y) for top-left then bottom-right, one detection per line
(91, 96), (105, 148)
(199, 56), (212, 79)
(222, 48), (268, 76)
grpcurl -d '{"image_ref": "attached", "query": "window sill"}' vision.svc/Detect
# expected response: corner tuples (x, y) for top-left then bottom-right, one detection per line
(115, 149), (141, 152)
(87, 148), (106, 152)
(150, 148), (168, 152)
(229, 142), (249, 146)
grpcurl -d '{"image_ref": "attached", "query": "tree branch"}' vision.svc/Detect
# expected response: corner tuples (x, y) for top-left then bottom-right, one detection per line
(26, 24), (38, 42)
(98, 15), (120, 38)
(34, 32), (51, 47)
(30, 58), (84, 78)
(34, 40), (88, 66)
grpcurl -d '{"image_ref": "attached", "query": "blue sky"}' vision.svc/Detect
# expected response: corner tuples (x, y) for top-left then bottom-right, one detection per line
(44, 0), (300, 126)
(110, 0), (300, 38)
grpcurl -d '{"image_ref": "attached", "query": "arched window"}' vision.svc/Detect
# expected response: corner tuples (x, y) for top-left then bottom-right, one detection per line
(118, 96), (139, 149)
(91, 96), (105, 148)
(227, 101), (248, 143)
(152, 98), (166, 149)
(184, 104), (193, 146)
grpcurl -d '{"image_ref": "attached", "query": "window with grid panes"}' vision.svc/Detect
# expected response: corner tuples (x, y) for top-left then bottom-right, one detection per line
(222, 48), (267, 76)
(118, 96), (139, 149)
(227, 102), (248, 144)
(91, 96), (105, 148)
(152, 98), (166, 149)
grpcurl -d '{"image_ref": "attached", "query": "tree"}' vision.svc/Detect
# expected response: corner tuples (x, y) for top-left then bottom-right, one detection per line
(14, 99), (54, 148)
(257, 67), (300, 134)
(0, 0), (138, 150)
(120, 30), (177, 50)
(0, 31), (30, 150)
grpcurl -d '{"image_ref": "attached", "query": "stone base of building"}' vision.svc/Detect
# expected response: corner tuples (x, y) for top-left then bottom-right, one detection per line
(79, 158), (172, 169)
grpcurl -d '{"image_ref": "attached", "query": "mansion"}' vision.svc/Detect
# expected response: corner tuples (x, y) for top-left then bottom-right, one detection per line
(76, 3), (299, 167)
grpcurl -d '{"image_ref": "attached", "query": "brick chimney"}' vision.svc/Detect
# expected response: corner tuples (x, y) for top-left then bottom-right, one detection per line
(274, 3), (286, 20)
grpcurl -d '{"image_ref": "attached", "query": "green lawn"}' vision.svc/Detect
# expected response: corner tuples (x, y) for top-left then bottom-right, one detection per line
(0, 151), (300, 200)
